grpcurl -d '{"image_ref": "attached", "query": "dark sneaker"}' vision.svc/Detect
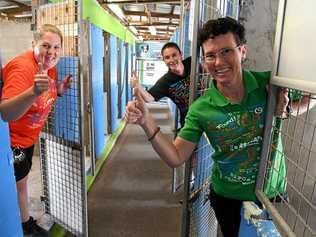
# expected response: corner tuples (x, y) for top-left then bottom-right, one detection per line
(22, 216), (49, 237)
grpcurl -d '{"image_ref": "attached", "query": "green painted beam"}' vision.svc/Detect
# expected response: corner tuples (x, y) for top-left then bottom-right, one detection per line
(48, 0), (137, 44)
(83, 0), (137, 45)
(87, 120), (126, 191)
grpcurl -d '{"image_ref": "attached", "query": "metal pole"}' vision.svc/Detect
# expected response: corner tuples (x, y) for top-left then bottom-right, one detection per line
(179, 0), (186, 52)
(256, 0), (286, 191)
(255, 85), (277, 190)
(79, 2), (89, 235)
(188, 0), (200, 106)
(86, 25), (97, 176)
(256, 190), (296, 237)
(181, 1), (201, 236)
(171, 0), (186, 193)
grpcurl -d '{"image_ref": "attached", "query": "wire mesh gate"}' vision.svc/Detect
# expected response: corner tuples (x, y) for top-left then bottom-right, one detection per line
(255, 0), (316, 236)
(35, 1), (88, 236)
(188, 134), (217, 237)
(256, 88), (316, 237)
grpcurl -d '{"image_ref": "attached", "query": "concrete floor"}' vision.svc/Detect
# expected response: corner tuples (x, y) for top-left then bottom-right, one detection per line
(27, 102), (182, 237)
(86, 103), (182, 237)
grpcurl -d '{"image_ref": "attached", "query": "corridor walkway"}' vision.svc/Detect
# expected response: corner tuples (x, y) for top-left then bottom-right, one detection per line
(87, 102), (182, 237)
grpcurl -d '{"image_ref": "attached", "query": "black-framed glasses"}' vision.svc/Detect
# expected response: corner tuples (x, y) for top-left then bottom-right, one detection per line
(203, 45), (241, 63)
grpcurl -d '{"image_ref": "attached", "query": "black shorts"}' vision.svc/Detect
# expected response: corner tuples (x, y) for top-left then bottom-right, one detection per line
(11, 145), (35, 182)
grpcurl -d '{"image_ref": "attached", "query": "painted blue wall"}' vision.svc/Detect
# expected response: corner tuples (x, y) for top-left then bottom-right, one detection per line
(55, 57), (80, 143)
(172, 30), (179, 44)
(183, 10), (191, 58)
(127, 44), (133, 101)
(90, 24), (106, 157)
(0, 118), (23, 236)
(120, 41), (127, 117)
(110, 35), (119, 131)
(0, 117), (10, 149)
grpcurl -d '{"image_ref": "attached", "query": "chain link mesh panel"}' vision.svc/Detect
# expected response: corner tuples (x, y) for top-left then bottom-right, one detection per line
(189, 134), (217, 237)
(40, 136), (84, 235)
(257, 88), (316, 237)
(36, 1), (87, 236)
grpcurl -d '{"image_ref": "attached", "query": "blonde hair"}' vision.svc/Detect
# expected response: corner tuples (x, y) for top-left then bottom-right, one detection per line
(34, 24), (63, 45)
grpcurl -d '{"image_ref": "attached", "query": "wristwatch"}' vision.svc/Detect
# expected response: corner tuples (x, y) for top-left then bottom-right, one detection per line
(286, 103), (293, 114)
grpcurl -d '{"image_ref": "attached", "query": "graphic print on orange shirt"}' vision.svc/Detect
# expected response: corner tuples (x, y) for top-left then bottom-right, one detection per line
(26, 79), (57, 129)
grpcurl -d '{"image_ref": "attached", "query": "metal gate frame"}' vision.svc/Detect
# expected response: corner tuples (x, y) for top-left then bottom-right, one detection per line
(256, 0), (316, 236)
(36, 1), (89, 236)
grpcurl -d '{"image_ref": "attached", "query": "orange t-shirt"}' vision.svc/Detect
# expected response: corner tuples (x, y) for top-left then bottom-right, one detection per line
(2, 51), (57, 148)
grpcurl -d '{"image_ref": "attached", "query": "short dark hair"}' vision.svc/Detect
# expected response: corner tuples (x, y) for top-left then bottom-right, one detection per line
(161, 42), (182, 57)
(198, 17), (246, 46)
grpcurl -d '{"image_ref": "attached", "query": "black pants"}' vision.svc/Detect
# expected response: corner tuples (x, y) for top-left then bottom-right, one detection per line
(209, 188), (287, 237)
(209, 189), (243, 237)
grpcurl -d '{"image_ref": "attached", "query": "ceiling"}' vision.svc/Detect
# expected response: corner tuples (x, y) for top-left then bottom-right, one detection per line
(99, 0), (187, 41)
(0, 0), (187, 41)
(0, 0), (32, 19)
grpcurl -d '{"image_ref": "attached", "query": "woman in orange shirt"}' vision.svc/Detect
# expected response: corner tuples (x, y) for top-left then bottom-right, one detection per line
(1, 24), (71, 236)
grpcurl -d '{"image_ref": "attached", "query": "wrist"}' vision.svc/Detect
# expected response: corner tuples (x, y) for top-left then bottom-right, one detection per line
(141, 115), (157, 137)
(31, 86), (40, 96)
(286, 103), (292, 114)
(148, 126), (160, 141)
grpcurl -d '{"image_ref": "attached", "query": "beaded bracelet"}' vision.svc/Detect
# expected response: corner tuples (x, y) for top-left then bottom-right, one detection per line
(148, 126), (160, 141)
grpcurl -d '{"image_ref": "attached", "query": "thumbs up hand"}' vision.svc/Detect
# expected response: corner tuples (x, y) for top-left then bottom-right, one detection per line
(33, 58), (50, 96)
(126, 87), (148, 125)
(130, 71), (139, 89)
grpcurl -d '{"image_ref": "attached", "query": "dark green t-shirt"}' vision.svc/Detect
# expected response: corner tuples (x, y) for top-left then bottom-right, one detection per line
(178, 69), (286, 201)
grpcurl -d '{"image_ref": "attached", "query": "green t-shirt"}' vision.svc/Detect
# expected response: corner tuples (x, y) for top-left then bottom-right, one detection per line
(178, 69), (286, 201)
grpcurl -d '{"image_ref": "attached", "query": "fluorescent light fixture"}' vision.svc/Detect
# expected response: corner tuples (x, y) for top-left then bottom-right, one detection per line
(14, 13), (32, 18)
(0, 5), (18, 10)
(108, 4), (126, 21)
(129, 26), (138, 35)
(149, 26), (156, 35)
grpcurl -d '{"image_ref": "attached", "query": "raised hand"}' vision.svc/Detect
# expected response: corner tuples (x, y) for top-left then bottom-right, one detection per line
(275, 88), (290, 118)
(130, 71), (139, 89)
(33, 56), (50, 96)
(57, 75), (73, 96)
(125, 87), (148, 125)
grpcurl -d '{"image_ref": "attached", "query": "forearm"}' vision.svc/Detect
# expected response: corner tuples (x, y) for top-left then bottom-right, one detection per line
(292, 94), (316, 116)
(0, 87), (37, 121)
(141, 115), (185, 168)
(139, 86), (154, 103)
